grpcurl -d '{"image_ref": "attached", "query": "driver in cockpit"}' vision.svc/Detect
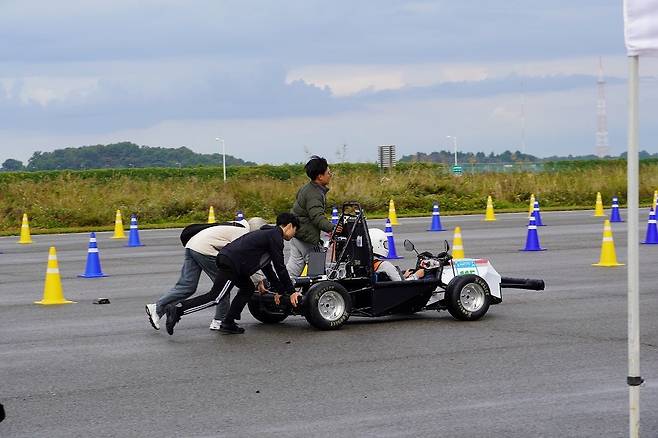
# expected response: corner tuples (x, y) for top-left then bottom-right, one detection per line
(368, 228), (425, 281)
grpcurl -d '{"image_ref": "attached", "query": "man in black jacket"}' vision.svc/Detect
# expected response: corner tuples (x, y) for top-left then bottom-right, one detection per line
(164, 212), (299, 335)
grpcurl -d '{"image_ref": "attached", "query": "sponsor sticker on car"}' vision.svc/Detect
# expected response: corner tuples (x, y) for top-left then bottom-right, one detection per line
(454, 259), (478, 275)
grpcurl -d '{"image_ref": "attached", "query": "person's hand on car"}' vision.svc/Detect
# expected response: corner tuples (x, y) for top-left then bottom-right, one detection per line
(290, 291), (301, 307)
(257, 280), (268, 295)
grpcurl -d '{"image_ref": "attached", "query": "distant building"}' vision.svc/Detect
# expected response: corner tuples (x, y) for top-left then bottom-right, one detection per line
(378, 145), (396, 169)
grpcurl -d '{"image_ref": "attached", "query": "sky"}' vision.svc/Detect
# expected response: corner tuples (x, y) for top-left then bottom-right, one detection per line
(1, 0), (657, 165)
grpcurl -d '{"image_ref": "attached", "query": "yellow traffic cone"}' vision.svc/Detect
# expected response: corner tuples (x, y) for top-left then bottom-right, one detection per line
(653, 190), (657, 211)
(207, 206), (216, 223)
(593, 192), (605, 217)
(452, 226), (465, 259)
(592, 220), (624, 267)
(35, 247), (75, 305)
(18, 213), (33, 244)
(388, 199), (399, 225)
(484, 196), (496, 221)
(528, 194), (535, 218)
(301, 264), (308, 276)
(111, 209), (126, 239)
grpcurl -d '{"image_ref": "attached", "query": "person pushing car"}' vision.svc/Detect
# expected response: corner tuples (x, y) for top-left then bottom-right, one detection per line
(164, 212), (300, 335)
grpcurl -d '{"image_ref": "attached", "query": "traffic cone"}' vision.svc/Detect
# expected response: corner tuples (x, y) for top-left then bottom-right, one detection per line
(126, 214), (144, 247)
(111, 209), (126, 239)
(521, 215), (545, 251)
(609, 197), (623, 223)
(35, 247), (75, 305)
(642, 208), (658, 244)
(528, 194), (535, 218)
(236, 210), (244, 221)
(78, 232), (107, 278)
(428, 203), (445, 231)
(653, 190), (658, 211)
(593, 220), (624, 266)
(452, 226), (465, 259)
(331, 206), (339, 225)
(18, 213), (32, 244)
(532, 200), (545, 226)
(484, 196), (496, 221)
(207, 206), (216, 223)
(388, 199), (399, 225)
(593, 192), (605, 217)
(384, 219), (402, 259)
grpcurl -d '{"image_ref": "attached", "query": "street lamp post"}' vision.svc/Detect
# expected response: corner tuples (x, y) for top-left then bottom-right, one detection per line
(446, 135), (458, 166)
(215, 137), (226, 182)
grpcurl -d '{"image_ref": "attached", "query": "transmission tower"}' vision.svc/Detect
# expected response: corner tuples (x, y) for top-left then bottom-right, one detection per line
(596, 57), (610, 158)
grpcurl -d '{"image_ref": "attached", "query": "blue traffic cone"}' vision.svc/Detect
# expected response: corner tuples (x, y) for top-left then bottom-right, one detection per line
(532, 200), (545, 226)
(331, 206), (339, 225)
(78, 232), (107, 278)
(236, 210), (244, 221)
(126, 214), (144, 247)
(521, 215), (545, 251)
(642, 208), (658, 244)
(427, 203), (445, 231)
(384, 219), (402, 259)
(609, 197), (623, 222)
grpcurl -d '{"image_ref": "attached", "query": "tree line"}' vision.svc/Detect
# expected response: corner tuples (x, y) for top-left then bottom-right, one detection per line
(400, 149), (658, 164)
(1, 142), (256, 171)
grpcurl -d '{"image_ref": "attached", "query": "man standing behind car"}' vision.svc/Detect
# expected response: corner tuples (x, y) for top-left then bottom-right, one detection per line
(287, 156), (336, 283)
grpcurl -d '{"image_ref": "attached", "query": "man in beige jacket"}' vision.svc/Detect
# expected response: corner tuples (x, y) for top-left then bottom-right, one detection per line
(145, 217), (267, 331)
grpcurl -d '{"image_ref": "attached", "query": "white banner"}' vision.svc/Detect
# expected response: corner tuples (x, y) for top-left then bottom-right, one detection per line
(624, 0), (658, 56)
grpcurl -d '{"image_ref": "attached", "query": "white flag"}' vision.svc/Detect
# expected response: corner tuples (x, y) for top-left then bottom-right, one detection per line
(624, 0), (658, 56)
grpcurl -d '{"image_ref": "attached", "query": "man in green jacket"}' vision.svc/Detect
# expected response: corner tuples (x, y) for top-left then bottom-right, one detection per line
(287, 155), (335, 281)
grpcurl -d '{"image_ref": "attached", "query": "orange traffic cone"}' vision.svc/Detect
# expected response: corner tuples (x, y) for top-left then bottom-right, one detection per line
(18, 213), (33, 244)
(35, 247), (75, 305)
(592, 220), (624, 267)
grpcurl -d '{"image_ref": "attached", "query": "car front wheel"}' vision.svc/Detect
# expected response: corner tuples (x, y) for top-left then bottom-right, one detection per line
(445, 274), (491, 321)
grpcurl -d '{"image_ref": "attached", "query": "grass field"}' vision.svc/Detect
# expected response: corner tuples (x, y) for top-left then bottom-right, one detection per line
(1, 160), (657, 235)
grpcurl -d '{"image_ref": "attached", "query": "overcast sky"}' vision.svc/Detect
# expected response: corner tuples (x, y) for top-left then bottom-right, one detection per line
(1, 0), (657, 164)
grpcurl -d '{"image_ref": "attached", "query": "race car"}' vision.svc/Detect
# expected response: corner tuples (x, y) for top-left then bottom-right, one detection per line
(248, 202), (545, 330)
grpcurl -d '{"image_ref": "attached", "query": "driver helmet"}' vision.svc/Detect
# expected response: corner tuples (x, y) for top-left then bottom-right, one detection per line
(369, 228), (389, 259)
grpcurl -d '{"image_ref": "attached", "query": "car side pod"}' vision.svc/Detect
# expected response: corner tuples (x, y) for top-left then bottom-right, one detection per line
(520, 215), (545, 251)
(642, 207), (658, 244)
(500, 277), (545, 291)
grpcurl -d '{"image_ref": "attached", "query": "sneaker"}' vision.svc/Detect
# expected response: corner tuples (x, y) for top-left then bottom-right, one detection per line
(219, 321), (245, 334)
(145, 303), (160, 330)
(165, 304), (182, 335)
(209, 319), (222, 331)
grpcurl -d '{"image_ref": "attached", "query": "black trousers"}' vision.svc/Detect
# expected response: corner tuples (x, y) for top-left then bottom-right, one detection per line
(179, 258), (254, 318)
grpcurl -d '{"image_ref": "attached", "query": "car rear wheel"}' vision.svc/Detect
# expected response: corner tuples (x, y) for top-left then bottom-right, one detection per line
(445, 274), (491, 321)
(247, 299), (288, 324)
(303, 281), (352, 330)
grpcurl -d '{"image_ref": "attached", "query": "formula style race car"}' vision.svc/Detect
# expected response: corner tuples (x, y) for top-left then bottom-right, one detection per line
(248, 202), (545, 330)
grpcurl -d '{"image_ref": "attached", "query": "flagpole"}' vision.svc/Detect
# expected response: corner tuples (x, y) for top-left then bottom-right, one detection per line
(627, 54), (641, 438)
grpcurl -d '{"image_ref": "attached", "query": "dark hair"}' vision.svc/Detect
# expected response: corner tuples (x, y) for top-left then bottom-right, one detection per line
(276, 212), (300, 229)
(305, 155), (329, 180)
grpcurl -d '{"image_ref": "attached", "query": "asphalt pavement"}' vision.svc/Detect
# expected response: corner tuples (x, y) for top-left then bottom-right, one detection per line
(1, 210), (657, 437)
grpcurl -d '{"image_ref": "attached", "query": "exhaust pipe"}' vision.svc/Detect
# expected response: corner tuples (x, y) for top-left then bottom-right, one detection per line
(500, 277), (545, 291)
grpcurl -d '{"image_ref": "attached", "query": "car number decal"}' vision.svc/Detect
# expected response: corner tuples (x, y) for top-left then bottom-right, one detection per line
(454, 259), (478, 275)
